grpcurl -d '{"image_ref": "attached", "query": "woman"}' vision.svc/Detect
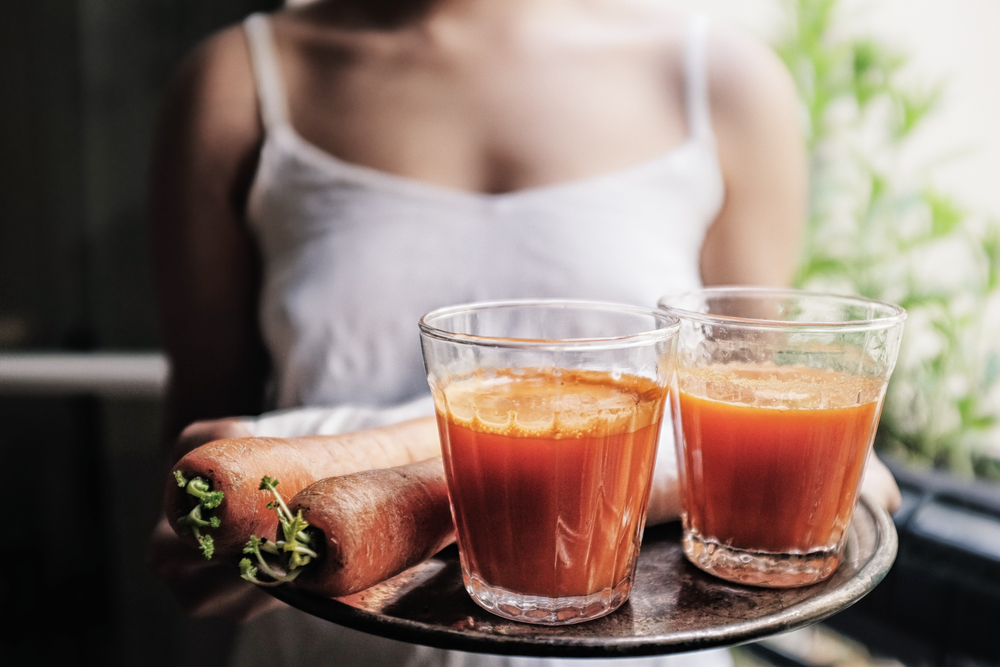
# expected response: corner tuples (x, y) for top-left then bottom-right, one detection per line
(148, 0), (899, 663)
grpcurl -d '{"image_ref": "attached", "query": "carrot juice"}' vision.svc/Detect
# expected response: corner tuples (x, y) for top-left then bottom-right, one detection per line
(435, 368), (665, 603)
(676, 364), (884, 584)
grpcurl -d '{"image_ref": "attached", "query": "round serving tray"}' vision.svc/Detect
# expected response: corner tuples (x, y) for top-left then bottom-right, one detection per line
(268, 494), (896, 658)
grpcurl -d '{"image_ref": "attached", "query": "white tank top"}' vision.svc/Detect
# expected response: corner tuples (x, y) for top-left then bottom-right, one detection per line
(242, 13), (724, 413)
(236, 14), (731, 667)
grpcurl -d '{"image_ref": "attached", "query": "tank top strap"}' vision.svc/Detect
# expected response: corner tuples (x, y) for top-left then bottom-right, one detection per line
(243, 13), (290, 131)
(683, 15), (714, 144)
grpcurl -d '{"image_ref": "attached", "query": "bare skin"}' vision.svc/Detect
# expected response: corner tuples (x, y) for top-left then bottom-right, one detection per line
(148, 0), (895, 621)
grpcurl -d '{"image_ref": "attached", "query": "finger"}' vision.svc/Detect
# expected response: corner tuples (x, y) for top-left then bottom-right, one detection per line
(862, 452), (902, 515)
(172, 417), (254, 461)
(147, 515), (284, 622)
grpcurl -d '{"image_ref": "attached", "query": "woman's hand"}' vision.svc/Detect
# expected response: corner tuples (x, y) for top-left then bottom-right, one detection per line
(168, 416), (254, 463)
(148, 418), (285, 622)
(862, 452), (902, 515)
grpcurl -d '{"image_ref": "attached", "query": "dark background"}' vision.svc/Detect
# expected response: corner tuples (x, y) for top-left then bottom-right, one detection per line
(0, 2), (278, 665)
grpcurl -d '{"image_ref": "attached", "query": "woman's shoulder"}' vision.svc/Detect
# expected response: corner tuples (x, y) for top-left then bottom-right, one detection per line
(611, 2), (798, 113)
(589, 3), (795, 95)
(148, 20), (267, 234)
(702, 20), (801, 132)
(610, 3), (800, 133)
(157, 21), (263, 159)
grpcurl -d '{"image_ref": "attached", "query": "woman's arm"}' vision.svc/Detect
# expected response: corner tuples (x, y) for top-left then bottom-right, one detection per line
(697, 28), (901, 513)
(149, 24), (270, 446)
(146, 24), (287, 620)
(699, 24), (807, 289)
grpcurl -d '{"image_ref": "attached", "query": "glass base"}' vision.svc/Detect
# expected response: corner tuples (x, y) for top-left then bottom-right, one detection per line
(683, 530), (842, 588)
(464, 574), (632, 625)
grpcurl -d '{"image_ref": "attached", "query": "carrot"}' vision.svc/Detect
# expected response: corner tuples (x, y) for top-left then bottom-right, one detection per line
(239, 457), (454, 597)
(234, 452), (686, 597)
(165, 417), (440, 560)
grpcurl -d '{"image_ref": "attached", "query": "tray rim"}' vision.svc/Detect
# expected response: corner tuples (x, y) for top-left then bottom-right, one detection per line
(268, 494), (898, 657)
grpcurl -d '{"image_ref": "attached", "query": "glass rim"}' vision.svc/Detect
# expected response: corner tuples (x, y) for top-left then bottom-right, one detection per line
(657, 286), (907, 332)
(418, 298), (680, 351)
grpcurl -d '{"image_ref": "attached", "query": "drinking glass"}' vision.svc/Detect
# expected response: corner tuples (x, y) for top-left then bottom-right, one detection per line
(419, 299), (679, 624)
(658, 287), (905, 587)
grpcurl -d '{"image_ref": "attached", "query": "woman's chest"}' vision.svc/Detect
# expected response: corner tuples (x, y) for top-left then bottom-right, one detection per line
(282, 40), (689, 195)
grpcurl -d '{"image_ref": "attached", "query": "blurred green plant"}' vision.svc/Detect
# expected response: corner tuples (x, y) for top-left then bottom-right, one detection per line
(775, 0), (1000, 478)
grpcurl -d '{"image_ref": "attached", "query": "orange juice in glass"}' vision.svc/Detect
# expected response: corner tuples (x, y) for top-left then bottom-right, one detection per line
(659, 288), (905, 587)
(420, 300), (678, 624)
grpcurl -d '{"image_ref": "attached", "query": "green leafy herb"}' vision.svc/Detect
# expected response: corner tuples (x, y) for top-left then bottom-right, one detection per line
(174, 474), (225, 559)
(240, 477), (319, 587)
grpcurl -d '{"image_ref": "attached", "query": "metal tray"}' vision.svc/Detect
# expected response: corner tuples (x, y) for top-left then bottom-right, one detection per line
(268, 495), (896, 658)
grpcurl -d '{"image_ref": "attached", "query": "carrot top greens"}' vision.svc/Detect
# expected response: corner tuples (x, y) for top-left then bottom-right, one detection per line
(240, 476), (318, 586)
(174, 471), (224, 560)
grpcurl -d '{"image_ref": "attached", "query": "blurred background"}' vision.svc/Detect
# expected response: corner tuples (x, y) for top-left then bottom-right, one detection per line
(1, 0), (998, 665)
